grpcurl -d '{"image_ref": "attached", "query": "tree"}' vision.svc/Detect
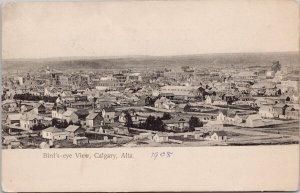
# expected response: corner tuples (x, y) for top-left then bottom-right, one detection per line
(162, 112), (171, 120)
(51, 118), (58, 127)
(153, 117), (164, 131)
(124, 111), (133, 127)
(277, 89), (282, 96)
(188, 116), (203, 131)
(144, 116), (164, 131)
(184, 104), (191, 112)
(62, 120), (69, 128)
(145, 115), (155, 130)
(271, 61), (281, 73)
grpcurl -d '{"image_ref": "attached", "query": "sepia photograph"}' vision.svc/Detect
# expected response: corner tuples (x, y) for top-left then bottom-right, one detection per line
(1, 0), (299, 192)
(2, 1), (299, 149)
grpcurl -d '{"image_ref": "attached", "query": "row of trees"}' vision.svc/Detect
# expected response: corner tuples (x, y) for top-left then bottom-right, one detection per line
(124, 112), (172, 128)
(51, 118), (81, 128)
(125, 111), (203, 132)
(135, 116), (165, 131)
(13, 93), (57, 103)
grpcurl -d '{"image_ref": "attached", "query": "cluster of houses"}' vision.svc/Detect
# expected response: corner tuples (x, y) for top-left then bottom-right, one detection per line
(2, 61), (299, 148)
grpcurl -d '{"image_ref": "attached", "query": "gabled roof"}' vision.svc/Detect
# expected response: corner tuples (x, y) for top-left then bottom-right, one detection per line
(63, 110), (75, 117)
(65, 125), (80, 132)
(246, 114), (262, 121)
(163, 117), (188, 124)
(20, 113), (42, 121)
(103, 107), (115, 112)
(43, 127), (64, 133)
(259, 105), (274, 111)
(6, 113), (22, 121)
(155, 133), (169, 137)
(86, 113), (102, 120)
(33, 103), (45, 108)
(212, 131), (227, 136)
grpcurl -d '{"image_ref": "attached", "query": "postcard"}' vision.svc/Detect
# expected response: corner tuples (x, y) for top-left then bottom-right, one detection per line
(1, 0), (299, 192)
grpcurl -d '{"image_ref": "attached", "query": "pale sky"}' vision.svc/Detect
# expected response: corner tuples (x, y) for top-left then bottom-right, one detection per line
(2, 0), (299, 59)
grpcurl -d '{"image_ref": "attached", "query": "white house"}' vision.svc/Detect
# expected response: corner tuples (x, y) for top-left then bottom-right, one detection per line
(245, 114), (264, 127)
(42, 127), (68, 140)
(65, 125), (85, 138)
(205, 131), (228, 141)
(51, 108), (65, 119)
(203, 120), (223, 131)
(62, 110), (79, 123)
(20, 113), (43, 130)
(216, 112), (227, 122)
(118, 111), (140, 124)
(154, 97), (176, 110)
(205, 95), (213, 105)
(86, 113), (104, 128)
(152, 133), (169, 143)
(259, 105), (277, 118)
(102, 107), (116, 123)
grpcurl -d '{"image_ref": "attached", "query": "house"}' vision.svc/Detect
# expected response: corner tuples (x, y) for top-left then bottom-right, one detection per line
(86, 112), (104, 128)
(5, 113), (22, 125)
(152, 133), (169, 143)
(281, 80), (299, 92)
(291, 94), (299, 104)
(154, 97), (176, 110)
(65, 125), (85, 138)
(102, 107), (116, 123)
(233, 114), (243, 124)
(203, 120), (223, 131)
(163, 117), (189, 132)
(160, 85), (198, 97)
(216, 111), (227, 122)
(62, 110), (79, 123)
(205, 95), (213, 105)
(285, 107), (299, 119)
(118, 110), (140, 124)
(42, 127), (68, 140)
(51, 108), (66, 119)
(2, 136), (20, 145)
(144, 96), (157, 106)
(31, 103), (46, 114)
(73, 136), (89, 145)
(20, 113), (43, 130)
(245, 114), (265, 127)
(273, 103), (287, 117)
(205, 131), (228, 141)
(158, 93), (175, 100)
(113, 125), (129, 135)
(212, 100), (227, 106)
(216, 110), (238, 123)
(259, 105), (277, 118)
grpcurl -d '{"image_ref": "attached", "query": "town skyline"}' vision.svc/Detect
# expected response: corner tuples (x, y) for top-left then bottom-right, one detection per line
(2, 53), (299, 149)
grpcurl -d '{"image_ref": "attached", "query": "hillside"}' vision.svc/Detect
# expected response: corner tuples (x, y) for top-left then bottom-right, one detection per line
(2, 52), (299, 73)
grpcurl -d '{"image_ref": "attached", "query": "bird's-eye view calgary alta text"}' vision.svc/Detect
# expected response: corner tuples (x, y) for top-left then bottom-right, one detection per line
(2, 2), (299, 150)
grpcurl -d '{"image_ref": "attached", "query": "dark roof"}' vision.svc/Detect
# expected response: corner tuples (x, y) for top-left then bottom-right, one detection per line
(86, 113), (102, 120)
(159, 93), (175, 97)
(213, 131), (227, 136)
(162, 117), (188, 124)
(103, 107), (115, 112)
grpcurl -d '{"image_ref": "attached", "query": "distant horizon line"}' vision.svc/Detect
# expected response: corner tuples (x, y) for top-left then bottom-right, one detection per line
(3, 51), (299, 61)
